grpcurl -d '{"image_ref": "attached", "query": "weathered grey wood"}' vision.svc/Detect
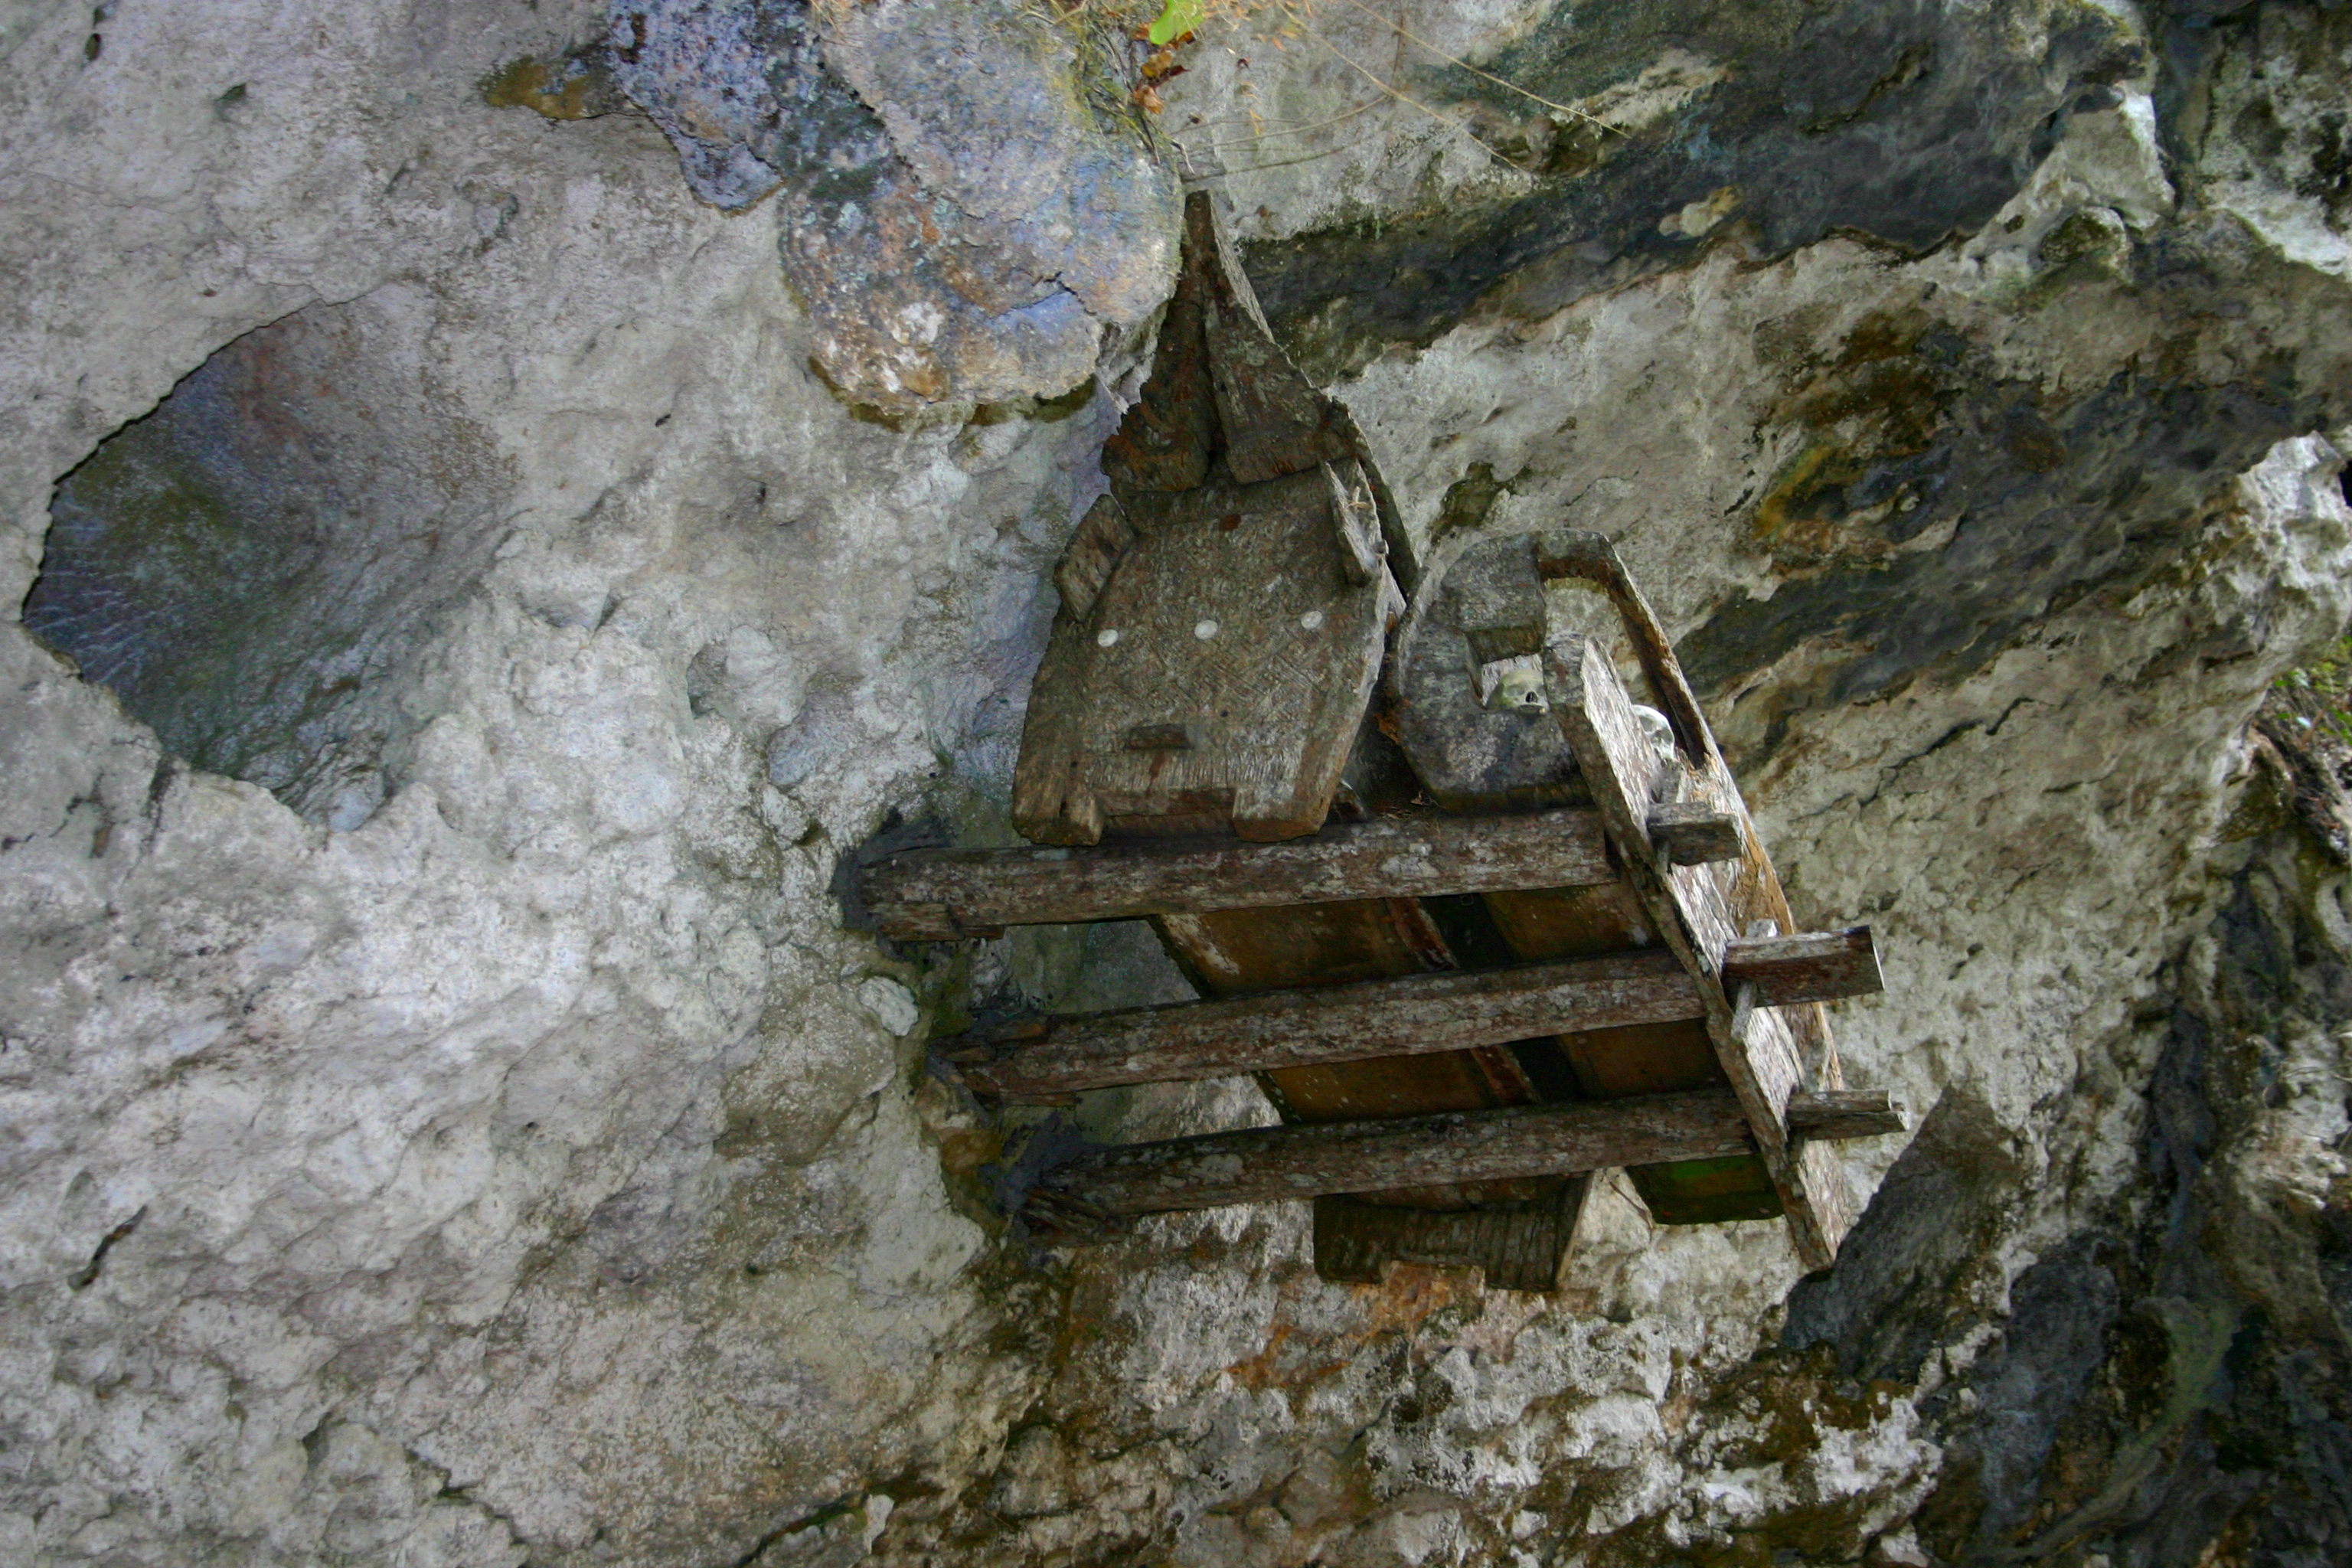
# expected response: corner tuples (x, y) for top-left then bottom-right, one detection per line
(1313, 1181), (1589, 1292)
(1325, 399), (1421, 590)
(1054, 494), (1136, 622)
(1720, 926), (1882, 1006)
(1549, 632), (1854, 1269)
(1198, 194), (1351, 485)
(1099, 196), (1214, 494)
(1679, 763), (1859, 1255)
(1648, 801), (1744, 866)
(1024, 1087), (1911, 1235)
(1019, 185), (1419, 847)
(949, 949), (1700, 1100)
(1030, 1089), (1760, 1223)
(956, 933), (1875, 1098)
(862, 808), (1615, 939)
(1527, 535), (1861, 1249)
(1553, 634), (1670, 865)
(1786, 1089), (1907, 1141)
(1010, 462), (1395, 845)
(1390, 532), (1585, 813)
(1324, 459), (1385, 586)
(1534, 531), (1713, 766)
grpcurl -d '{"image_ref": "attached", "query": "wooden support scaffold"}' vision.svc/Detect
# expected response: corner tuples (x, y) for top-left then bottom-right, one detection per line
(859, 185), (1902, 1292)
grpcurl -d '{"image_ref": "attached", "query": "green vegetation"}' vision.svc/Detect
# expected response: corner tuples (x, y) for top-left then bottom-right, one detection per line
(2273, 631), (2352, 748)
(1146, 0), (1203, 45)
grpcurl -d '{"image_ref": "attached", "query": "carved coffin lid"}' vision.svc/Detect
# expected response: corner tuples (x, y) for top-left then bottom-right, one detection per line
(1012, 191), (1400, 845)
(1390, 531), (1586, 812)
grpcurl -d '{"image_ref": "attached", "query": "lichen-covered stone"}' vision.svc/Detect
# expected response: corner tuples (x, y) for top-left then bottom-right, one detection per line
(606, 0), (1180, 412)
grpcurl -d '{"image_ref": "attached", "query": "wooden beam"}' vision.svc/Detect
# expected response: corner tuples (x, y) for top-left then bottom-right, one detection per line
(861, 808), (1615, 940)
(949, 949), (1701, 1100)
(1550, 633), (1858, 1269)
(952, 936), (1877, 1100)
(1533, 531), (1715, 766)
(1648, 801), (1744, 865)
(1787, 1089), (1907, 1141)
(1023, 1087), (1907, 1230)
(1721, 926), (1883, 1007)
(1029, 1089), (1759, 1225)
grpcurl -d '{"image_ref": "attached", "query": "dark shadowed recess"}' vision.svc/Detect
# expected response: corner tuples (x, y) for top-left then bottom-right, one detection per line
(1789, 736), (2352, 1564)
(21, 292), (514, 827)
(1250, 1), (2352, 756)
(1244, 0), (2143, 383)
(1674, 250), (2340, 753)
(1782, 1089), (2025, 1389)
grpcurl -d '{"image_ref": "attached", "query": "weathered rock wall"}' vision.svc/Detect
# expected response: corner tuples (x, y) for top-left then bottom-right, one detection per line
(2, 2), (2349, 1565)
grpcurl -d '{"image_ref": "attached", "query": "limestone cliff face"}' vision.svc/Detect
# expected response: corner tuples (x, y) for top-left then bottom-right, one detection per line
(1, 2), (2348, 1565)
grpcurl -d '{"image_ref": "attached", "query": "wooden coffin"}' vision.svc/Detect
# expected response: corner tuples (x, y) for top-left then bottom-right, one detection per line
(866, 188), (1896, 1290)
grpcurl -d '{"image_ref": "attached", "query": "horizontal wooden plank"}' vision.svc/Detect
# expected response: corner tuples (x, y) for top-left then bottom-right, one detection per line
(1030, 1088), (1759, 1224)
(861, 808), (1615, 939)
(1647, 801), (1744, 866)
(1720, 926), (1882, 1007)
(951, 949), (1700, 1100)
(1786, 1089), (1907, 1140)
(1021, 1093), (1909, 1237)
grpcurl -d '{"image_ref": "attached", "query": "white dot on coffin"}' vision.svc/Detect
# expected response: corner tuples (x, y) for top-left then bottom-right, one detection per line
(1299, 609), (1325, 631)
(1096, 628), (1120, 647)
(1194, 619), (1219, 640)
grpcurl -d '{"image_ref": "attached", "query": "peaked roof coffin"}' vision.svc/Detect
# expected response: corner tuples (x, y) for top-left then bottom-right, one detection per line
(864, 189), (1900, 1292)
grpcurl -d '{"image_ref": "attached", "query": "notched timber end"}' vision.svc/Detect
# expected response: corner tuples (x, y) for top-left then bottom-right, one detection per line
(1785, 1089), (1908, 1141)
(1647, 801), (1743, 865)
(1313, 1183), (1587, 1294)
(1720, 925), (1883, 1007)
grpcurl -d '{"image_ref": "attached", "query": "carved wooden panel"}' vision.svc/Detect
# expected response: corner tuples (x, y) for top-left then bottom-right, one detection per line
(1011, 467), (1396, 844)
(1013, 188), (1401, 848)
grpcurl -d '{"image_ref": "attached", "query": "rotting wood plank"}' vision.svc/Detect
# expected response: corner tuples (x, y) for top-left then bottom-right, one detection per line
(1548, 631), (1857, 1269)
(948, 949), (1699, 1099)
(1313, 1182), (1589, 1292)
(1195, 193), (1352, 485)
(1389, 531), (1585, 814)
(1532, 531), (1859, 1255)
(1099, 197), (1214, 494)
(862, 808), (1615, 939)
(1385, 527), (1782, 1225)
(948, 934), (1879, 1101)
(1719, 926), (1883, 1008)
(1010, 464), (1394, 846)
(1785, 1089), (1907, 1140)
(1533, 531), (1714, 764)
(1024, 1086), (1893, 1229)
(1054, 494), (1137, 622)
(1647, 802), (1744, 866)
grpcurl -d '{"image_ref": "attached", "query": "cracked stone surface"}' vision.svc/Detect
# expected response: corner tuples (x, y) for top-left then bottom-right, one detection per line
(3, 1), (2352, 1565)
(607, 0), (1178, 412)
